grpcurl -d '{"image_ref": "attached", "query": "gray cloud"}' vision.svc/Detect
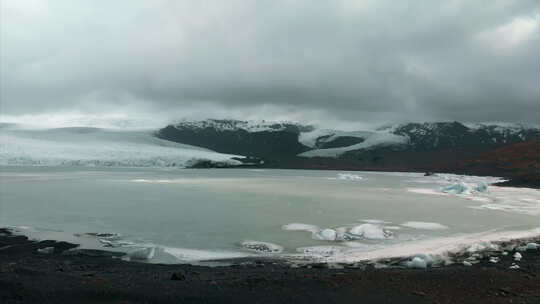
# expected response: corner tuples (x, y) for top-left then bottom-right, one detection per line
(1, 0), (539, 127)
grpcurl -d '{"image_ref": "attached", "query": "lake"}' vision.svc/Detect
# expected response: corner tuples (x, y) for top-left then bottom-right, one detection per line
(1, 166), (539, 264)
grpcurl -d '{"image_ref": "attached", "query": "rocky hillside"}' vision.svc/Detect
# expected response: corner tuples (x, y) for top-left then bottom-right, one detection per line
(156, 119), (313, 158)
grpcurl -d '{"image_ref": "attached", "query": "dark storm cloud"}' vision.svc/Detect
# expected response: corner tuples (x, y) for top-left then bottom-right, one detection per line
(1, 0), (539, 126)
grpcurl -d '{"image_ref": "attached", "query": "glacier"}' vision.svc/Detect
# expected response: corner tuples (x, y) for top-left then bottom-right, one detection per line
(298, 131), (408, 158)
(0, 124), (242, 168)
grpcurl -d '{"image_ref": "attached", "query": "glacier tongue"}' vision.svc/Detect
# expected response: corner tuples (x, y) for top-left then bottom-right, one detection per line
(0, 125), (242, 168)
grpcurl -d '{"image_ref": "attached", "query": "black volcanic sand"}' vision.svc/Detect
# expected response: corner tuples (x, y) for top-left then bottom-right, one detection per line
(1, 228), (539, 304)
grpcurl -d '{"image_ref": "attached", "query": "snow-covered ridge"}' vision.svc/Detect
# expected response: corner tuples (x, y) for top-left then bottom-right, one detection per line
(393, 121), (539, 138)
(172, 119), (313, 133)
(298, 121), (540, 158)
(464, 122), (540, 133)
(0, 124), (242, 168)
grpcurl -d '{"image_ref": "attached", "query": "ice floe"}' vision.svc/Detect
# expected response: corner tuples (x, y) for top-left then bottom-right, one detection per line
(468, 186), (540, 216)
(281, 223), (320, 234)
(162, 247), (250, 262)
(442, 181), (488, 195)
(336, 173), (363, 181)
(401, 221), (448, 230)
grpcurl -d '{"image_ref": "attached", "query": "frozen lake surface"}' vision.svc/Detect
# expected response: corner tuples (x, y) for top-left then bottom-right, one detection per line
(1, 167), (539, 264)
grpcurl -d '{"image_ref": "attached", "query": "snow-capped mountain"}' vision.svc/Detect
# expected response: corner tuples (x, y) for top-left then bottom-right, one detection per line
(156, 120), (540, 182)
(158, 119), (539, 159)
(390, 122), (540, 151)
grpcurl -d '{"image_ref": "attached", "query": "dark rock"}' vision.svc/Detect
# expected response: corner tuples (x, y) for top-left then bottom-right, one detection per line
(171, 271), (186, 281)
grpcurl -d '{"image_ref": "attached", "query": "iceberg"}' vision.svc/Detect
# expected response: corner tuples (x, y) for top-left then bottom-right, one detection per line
(315, 229), (338, 241)
(442, 182), (469, 194)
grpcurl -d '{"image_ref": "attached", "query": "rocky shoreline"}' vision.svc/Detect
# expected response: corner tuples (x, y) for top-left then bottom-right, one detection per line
(1, 228), (539, 303)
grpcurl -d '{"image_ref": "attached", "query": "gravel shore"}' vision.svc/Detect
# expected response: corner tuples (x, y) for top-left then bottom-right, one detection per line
(1, 228), (539, 303)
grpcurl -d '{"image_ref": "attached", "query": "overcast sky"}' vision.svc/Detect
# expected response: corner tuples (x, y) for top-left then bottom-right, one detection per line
(1, 0), (539, 128)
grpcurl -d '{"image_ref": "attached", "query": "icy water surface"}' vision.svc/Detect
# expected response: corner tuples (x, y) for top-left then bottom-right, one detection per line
(1, 167), (539, 264)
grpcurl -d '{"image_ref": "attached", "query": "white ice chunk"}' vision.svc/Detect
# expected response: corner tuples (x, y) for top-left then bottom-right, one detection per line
(128, 247), (156, 260)
(475, 182), (488, 193)
(526, 242), (538, 250)
(349, 224), (392, 240)
(37, 247), (54, 254)
(466, 241), (499, 253)
(442, 182), (469, 194)
(489, 256), (500, 263)
(513, 252), (522, 261)
(315, 229), (338, 241)
(406, 257), (427, 269)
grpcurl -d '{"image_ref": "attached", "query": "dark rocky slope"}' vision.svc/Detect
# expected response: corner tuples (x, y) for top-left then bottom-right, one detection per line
(156, 120), (312, 158)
